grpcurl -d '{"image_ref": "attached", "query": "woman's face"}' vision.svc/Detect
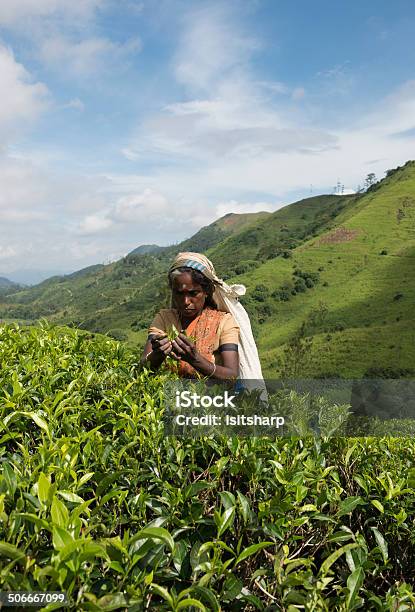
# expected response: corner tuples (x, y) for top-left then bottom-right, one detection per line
(171, 271), (208, 320)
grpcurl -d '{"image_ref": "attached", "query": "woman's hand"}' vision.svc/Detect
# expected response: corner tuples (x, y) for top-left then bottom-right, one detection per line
(170, 333), (199, 364)
(151, 333), (173, 358)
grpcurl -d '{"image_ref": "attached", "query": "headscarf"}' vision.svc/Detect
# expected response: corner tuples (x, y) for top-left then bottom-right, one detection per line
(169, 252), (267, 397)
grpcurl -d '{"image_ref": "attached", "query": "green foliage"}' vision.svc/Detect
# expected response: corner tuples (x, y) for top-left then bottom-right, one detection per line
(275, 322), (314, 377)
(271, 288), (291, 302)
(252, 284), (270, 302)
(234, 260), (258, 275)
(108, 329), (128, 341)
(1, 322), (415, 609)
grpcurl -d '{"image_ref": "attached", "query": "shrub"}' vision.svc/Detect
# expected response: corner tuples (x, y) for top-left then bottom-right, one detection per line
(252, 284), (270, 302)
(293, 277), (307, 293)
(234, 260), (257, 275)
(108, 328), (127, 341)
(272, 289), (291, 301)
(0, 323), (415, 609)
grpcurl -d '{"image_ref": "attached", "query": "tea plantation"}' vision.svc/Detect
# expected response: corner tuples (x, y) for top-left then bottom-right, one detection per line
(1, 323), (415, 610)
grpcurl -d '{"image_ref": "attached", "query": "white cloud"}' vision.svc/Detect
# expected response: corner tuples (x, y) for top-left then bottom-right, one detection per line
(127, 96), (337, 160)
(68, 240), (111, 261)
(174, 4), (259, 93)
(0, 44), (49, 141)
(77, 215), (113, 235)
(215, 200), (277, 217)
(0, 245), (17, 260)
(317, 61), (351, 80)
(0, 156), (52, 217)
(1, 4), (414, 278)
(75, 188), (172, 238)
(315, 61), (355, 97)
(121, 4), (415, 210)
(0, 1), (140, 81)
(124, 7), (330, 164)
(39, 35), (141, 77)
(365, 80), (415, 136)
(259, 81), (290, 95)
(112, 188), (170, 222)
(118, 77), (415, 213)
(121, 147), (140, 161)
(0, 0), (104, 27)
(64, 98), (85, 111)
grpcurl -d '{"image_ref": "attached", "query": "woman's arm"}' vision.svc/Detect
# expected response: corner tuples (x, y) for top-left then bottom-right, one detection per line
(192, 349), (239, 380)
(171, 335), (239, 381)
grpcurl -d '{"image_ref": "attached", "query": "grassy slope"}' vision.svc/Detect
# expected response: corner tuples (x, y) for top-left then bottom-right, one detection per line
(172, 211), (271, 254)
(233, 162), (415, 377)
(1, 162), (414, 377)
(208, 194), (356, 277)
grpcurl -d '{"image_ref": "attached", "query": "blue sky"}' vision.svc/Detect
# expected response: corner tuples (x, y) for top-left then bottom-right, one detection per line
(1, 0), (415, 281)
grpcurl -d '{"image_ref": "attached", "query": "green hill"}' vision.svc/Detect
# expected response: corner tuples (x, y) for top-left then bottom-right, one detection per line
(1, 161), (414, 378)
(128, 244), (162, 256)
(0, 209), (322, 340)
(233, 162), (415, 377)
(208, 194), (357, 278)
(170, 211), (271, 253)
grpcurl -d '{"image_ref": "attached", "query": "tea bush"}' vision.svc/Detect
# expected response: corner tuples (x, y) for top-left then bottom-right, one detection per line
(0, 322), (414, 610)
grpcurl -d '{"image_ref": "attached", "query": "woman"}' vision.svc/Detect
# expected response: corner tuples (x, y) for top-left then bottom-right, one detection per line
(141, 252), (266, 389)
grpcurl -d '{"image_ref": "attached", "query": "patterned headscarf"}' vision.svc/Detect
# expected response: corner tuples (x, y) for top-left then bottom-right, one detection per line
(168, 251), (246, 308)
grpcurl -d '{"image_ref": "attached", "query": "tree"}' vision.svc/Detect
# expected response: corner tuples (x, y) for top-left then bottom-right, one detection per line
(364, 173), (377, 190)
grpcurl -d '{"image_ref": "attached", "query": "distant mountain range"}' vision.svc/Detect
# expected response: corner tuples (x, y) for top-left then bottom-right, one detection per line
(0, 269), (74, 286)
(1, 161), (414, 378)
(0, 276), (20, 290)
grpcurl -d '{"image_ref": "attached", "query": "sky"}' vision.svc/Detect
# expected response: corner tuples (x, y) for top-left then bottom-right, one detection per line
(1, 0), (415, 282)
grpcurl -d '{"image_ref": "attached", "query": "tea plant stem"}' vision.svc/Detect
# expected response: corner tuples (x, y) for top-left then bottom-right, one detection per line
(254, 579), (278, 602)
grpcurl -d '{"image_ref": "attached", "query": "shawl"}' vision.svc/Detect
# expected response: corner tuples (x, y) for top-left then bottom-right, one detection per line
(176, 307), (225, 378)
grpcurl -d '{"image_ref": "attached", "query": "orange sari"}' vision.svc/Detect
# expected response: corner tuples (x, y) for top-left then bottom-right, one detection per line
(176, 307), (226, 378)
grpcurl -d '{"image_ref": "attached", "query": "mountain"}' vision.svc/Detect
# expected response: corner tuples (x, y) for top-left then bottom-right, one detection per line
(0, 162), (414, 378)
(2, 269), (72, 285)
(0, 276), (20, 289)
(128, 244), (162, 256)
(176, 212), (271, 253)
(125, 213), (271, 260)
(208, 195), (356, 278)
(235, 162), (415, 377)
(0, 212), (276, 332)
(65, 264), (105, 279)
